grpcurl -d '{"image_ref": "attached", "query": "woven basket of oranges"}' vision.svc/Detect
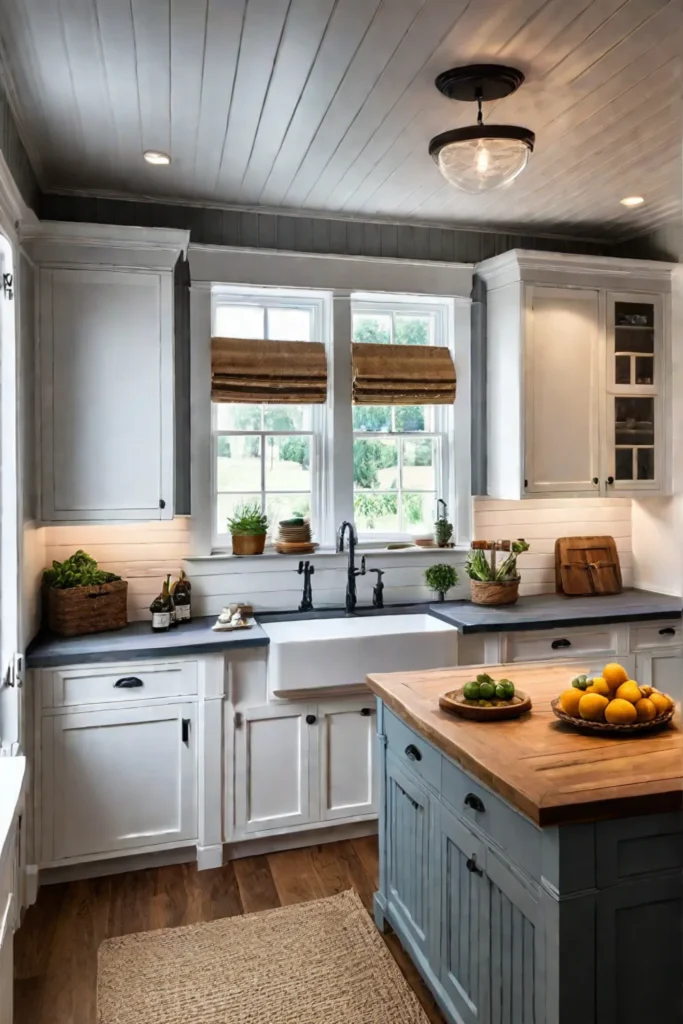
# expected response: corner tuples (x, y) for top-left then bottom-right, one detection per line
(552, 663), (676, 735)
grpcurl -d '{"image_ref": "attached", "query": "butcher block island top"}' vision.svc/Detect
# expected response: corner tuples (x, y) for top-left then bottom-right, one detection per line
(366, 660), (682, 827)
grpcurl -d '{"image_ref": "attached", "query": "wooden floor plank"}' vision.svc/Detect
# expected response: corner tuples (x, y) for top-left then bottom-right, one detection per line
(232, 855), (281, 915)
(13, 839), (445, 1024)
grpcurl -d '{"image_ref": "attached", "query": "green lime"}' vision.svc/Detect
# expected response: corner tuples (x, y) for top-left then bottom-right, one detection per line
(479, 682), (495, 699)
(572, 675), (589, 690)
(496, 680), (515, 700)
(463, 681), (480, 701)
(476, 673), (494, 684)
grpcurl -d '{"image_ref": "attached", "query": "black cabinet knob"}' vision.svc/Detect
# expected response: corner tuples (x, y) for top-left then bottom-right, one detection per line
(606, 476), (614, 485)
(659, 627), (676, 636)
(159, 498), (166, 509)
(404, 744), (422, 762)
(114, 676), (144, 688)
(305, 714), (316, 725)
(592, 477), (599, 486)
(360, 707), (372, 716)
(466, 856), (483, 876)
(464, 793), (485, 812)
(551, 638), (571, 649)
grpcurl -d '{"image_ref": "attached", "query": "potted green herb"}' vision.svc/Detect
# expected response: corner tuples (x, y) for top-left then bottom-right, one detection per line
(424, 563), (459, 603)
(465, 539), (530, 606)
(434, 498), (453, 548)
(227, 503), (269, 556)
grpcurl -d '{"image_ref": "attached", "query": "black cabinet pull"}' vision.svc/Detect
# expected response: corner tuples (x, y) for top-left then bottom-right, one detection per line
(306, 714), (317, 725)
(182, 718), (190, 745)
(592, 477), (599, 486)
(551, 639), (571, 649)
(464, 793), (485, 813)
(524, 479), (528, 488)
(159, 498), (166, 509)
(466, 856), (483, 876)
(114, 676), (144, 688)
(659, 627), (676, 636)
(606, 476), (614, 486)
(404, 744), (422, 762)
(360, 707), (372, 716)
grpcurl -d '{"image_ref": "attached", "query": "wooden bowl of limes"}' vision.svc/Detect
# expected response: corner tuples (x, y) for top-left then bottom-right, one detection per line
(439, 674), (532, 721)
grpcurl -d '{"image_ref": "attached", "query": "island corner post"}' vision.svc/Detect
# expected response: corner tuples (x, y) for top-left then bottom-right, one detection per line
(367, 661), (683, 1024)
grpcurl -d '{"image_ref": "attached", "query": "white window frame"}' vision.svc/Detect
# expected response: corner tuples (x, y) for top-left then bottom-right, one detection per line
(210, 286), (330, 552)
(350, 295), (454, 543)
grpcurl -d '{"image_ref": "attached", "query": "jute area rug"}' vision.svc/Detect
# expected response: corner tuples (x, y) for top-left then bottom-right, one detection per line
(97, 888), (429, 1023)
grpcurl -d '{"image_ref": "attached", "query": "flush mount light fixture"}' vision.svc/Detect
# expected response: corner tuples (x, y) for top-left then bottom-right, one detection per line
(428, 65), (534, 193)
(143, 150), (171, 166)
(620, 196), (645, 207)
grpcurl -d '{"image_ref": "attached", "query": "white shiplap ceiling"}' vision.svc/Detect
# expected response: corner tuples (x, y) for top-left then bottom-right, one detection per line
(0, 0), (681, 239)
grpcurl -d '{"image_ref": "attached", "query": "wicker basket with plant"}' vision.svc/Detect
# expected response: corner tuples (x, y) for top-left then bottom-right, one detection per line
(43, 550), (127, 637)
(465, 539), (530, 606)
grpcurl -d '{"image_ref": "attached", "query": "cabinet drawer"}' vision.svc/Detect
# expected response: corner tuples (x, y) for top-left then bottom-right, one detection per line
(441, 756), (542, 881)
(506, 628), (615, 663)
(630, 620), (682, 650)
(596, 813), (683, 888)
(384, 708), (441, 792)
(44, 661), (198, 708)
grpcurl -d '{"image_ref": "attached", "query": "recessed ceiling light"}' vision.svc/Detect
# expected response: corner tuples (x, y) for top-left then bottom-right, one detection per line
(144, 150), (171, 166)
(620, 196), (644, 207)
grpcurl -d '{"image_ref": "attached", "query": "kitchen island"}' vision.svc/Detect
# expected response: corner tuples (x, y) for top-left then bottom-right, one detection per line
(366, 661), (683, 1024)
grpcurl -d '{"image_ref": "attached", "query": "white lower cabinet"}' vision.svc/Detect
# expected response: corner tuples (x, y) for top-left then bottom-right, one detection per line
(234, 703), (313, 834)
(0, 825), (18, 1024)
(635, 648), (683, 704)
(319, 698), (377, 821)
(43, 702), (198, 862)
(232, 695), (377, 839)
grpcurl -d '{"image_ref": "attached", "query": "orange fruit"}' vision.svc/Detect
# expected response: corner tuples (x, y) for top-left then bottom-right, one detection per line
(605, 699), (637, 725)
(602, 663), (629, 690)
(614, 681), (643, 704)
(559, 689), (583, 717)
(585, 678), (611, 697)
(579, 693), (609, 722)
(649, 691), (673, 716)
(635, 698), (657, 722)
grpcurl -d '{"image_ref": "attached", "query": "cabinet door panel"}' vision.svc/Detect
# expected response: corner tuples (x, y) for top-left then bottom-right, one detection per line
(385, 753), (431, 960)
(635, 648), (683, 704)
(50, 703), (197, 860)
(42, 268), (171, 520)
(526, 287), (600, 494)
(0, 893), (13, 1024)
(319, 699), (377, 821)
(487, 852), (540, 1024)
(235, 704), (312, 834)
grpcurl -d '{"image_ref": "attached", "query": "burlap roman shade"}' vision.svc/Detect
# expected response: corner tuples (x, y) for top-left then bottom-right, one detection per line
(352, 343), (456, 405)
(211, 337), (327, 404)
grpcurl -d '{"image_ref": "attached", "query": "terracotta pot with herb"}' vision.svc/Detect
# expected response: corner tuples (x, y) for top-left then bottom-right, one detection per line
(228, 503), (269, 556)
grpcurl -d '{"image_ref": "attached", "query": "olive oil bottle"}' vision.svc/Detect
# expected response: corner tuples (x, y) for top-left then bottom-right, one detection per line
(150, 577), (173, 632)
(166, 573), (178, 627)
(171, 570), (192, 623)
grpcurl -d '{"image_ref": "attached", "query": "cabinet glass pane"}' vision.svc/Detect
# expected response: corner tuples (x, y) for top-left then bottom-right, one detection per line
(637, 448), (655, 481)
(614, 301), (655, 386)
(615, 448), (633, 480)
(614, 397), (655, 482)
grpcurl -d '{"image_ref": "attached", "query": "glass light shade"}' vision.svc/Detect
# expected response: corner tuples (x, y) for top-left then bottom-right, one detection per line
(436, 135), (530, 192)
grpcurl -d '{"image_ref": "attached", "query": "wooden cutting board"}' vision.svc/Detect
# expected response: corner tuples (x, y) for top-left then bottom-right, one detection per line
(554, 536), (623, 596)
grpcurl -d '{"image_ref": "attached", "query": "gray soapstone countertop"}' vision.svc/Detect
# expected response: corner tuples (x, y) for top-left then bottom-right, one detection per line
(429, 589), (683, 634)
(26, 616), (270, 668)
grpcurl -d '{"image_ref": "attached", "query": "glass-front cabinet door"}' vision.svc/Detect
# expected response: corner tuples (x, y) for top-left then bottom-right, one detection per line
(607, 293), (662, 492)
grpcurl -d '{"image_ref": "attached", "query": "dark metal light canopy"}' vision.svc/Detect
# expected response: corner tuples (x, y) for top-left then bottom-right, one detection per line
(429, 65), (535, 193)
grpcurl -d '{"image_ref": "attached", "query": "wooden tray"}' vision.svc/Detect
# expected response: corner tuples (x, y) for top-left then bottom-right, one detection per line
(439, 688), (532, 721)
(275, 541), (319, 554)
(551, 698), (675, 735)
(554, 536), (623, 595)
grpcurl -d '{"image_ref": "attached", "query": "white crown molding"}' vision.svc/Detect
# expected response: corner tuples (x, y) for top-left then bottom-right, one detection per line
(475, 248), (676, 291)
(0, 150), (38, 239)
(21, 220), (190, 255)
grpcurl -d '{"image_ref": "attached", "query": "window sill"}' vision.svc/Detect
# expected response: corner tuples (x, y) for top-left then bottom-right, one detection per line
(186, 545), (469, 564)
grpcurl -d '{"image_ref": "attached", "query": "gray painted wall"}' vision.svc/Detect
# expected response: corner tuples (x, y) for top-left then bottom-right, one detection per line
(614, 221), (683, 263)
(39, 193), (613, 265)
(0, 78), (38, 211)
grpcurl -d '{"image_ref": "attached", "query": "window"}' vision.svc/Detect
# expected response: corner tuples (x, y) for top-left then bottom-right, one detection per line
(212, 290), (327, 549)
(351, 299), (453, 539)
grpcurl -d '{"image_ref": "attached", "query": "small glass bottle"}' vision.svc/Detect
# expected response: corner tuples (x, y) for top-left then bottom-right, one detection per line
(166, 573), (178, 627)
(150, 577), (173, 632)
(172, 570), (192, 623)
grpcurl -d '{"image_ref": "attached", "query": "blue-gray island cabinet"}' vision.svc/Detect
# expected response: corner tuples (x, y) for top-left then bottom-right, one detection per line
(366, 661), (683, 1024)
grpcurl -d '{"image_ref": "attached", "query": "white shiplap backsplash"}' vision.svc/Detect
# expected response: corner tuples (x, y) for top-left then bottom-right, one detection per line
(41, 498), (633, 622)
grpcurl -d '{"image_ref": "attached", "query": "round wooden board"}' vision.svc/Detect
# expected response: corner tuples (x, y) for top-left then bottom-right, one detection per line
(274, 541), (319, 554)
(439, 688), (532, 721)
(551, 698), (676, 735)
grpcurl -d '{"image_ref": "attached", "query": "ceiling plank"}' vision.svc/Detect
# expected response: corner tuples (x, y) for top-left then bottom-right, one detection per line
(169, 0), (209, 197)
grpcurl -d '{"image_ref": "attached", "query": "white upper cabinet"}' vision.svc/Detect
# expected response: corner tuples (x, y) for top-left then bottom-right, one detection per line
(478, 250), (673, 500)
(27, 223), (188, 522)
